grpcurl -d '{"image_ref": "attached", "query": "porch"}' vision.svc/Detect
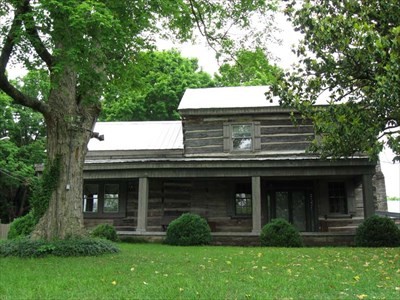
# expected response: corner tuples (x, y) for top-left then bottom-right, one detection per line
(82, 156), (384, 247)
(116, 230), (357, 247)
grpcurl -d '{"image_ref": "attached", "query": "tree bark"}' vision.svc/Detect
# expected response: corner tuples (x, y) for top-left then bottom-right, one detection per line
(31, 68), (99, 240)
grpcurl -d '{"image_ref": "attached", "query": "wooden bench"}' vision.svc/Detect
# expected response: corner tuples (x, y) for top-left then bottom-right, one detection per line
(319, 214), (354, 232)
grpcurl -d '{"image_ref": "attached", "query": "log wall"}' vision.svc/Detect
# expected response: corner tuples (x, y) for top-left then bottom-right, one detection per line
(182, 114), (314, 156)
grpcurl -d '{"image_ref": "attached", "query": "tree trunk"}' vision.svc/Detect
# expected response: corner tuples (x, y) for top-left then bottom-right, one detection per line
(31, 68), (99, 240)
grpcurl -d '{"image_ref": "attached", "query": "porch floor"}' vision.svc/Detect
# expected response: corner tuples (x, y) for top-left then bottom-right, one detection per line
(117, 230), (356, 247)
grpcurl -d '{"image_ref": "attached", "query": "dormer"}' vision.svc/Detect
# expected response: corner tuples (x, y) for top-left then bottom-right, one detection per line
(178, 86), (314, 157)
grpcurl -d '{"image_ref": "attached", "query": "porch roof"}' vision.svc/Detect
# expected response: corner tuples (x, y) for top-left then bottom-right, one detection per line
(88, 121), (183, 151)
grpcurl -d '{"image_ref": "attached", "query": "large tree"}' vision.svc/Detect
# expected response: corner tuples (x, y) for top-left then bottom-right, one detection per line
(101, 50), (214, 121)
(270, 0), (400, 160)
(0, 0), (277, 239)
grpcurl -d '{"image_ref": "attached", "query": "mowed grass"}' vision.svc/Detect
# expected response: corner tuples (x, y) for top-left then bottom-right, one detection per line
(0, 243), (399, 299)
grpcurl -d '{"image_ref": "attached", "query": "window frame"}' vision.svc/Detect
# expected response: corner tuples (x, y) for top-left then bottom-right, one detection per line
(83, 181), (126, 218)
(231, 124), (254, 152)
(223, 122), (261, 153)
(234, 183), (252, 217)
(328, 182), (348, 214)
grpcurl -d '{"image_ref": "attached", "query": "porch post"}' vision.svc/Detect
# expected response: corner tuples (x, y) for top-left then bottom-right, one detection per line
(252, 176), (262, 234)
(362, 174), (375, 218)
(137, 177), (149, 233)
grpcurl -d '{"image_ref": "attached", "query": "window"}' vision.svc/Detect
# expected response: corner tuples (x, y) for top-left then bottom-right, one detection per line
(83, 184), (99, 213)
(104, 184), (119, 213)
(83, 182), (124, 216)
(232, 124), (253, 151)
(235, 183), (252, 215)
(328, 182), (347, 214)
(223, 123), (260, 153)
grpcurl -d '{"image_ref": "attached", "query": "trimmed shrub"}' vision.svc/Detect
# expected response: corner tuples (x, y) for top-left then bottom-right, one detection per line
(91, 224), (119, 242)
(260, 218), (303, 247)
(0, 237), (119, 258)
(355, 215), (400, 247)
(7, 212), (36, 240)
(165, 213), (211, 246)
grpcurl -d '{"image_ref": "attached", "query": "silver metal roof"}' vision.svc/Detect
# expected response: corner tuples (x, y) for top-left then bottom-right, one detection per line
(88, 121), (183, 151)
(178, 86), (273, 110)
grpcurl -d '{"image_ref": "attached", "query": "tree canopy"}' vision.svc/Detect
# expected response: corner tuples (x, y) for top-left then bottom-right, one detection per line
(215, 48), (282, 87)
(100, 50), (214, 121)
(270, 0), (400, 160)
(0, 0), (278, 239)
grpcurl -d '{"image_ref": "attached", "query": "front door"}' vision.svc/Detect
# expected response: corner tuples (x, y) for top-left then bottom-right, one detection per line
(266, 182), (314, 231)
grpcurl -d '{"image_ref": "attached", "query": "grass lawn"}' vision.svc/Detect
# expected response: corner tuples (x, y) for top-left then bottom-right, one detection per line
(0, 243), (399, 299)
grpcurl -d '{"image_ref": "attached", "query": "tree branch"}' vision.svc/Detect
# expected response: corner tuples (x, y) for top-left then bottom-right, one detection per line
(21, 0), (53, 69)
(0, 3), (50, 116)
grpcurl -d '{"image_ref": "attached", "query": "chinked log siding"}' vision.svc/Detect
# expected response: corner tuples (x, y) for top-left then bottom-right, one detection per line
(182, 113), (315, 156)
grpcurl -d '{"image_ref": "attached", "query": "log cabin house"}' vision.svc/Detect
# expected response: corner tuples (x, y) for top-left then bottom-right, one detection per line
(84, 86), (387, 245)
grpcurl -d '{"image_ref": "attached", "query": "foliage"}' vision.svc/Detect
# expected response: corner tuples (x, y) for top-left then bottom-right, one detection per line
(29, 156), (61, 222)
(260, 218), (303, 247)
(7, 211), (36, 239)
(0, 75), (46, 223)
(0, 237), (119, 258)
(215, 48), (282, 87)
(1, 244), (400, 299)
(387, 196), (400, 201)
(165, 213), (211, 246)
(101, 50), (214, 121)
(355, 215), (400, 247)
(91, 224), (119, 242)
(269, 0), (400, 160)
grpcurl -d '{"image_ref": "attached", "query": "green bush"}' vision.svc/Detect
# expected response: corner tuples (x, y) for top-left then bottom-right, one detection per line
(355, 215), (400, 247)
(165, 213), (211, 246)
(7, 212), (36, 239)
(91, 224), (119, 242)
(0, 237), (119, 258)
(260, 218), (303, 247)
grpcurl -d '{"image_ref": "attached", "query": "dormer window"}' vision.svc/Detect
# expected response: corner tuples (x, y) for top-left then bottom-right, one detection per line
(223, 122), (261, 153)
(232, 124), (253, 151)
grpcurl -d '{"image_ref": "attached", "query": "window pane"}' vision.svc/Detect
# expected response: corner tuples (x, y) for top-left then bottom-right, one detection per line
(232, 125), (252, 138)
(328, 182), (347, 213)
(232, 125), (252, 151)
(276, 191), (289, 220)
(235, 193), (252, 215)
(83, 184), (98, 213)
(104, 184), (119, 213)
(233, 138), (252, 150)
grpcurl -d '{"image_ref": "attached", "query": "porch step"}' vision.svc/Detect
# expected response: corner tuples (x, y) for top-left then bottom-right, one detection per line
(328, 225), (358, 233)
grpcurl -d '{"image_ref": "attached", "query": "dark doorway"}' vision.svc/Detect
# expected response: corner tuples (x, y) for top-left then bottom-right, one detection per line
(265, 181), (315, 231)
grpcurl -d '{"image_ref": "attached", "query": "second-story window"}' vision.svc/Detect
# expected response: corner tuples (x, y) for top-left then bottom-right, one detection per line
(231, 124), (253, 151)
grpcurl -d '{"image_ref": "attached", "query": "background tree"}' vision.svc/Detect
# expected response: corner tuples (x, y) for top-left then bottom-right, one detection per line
(270, 0), (400, 160)
(0, 71), (47, 223)
(0, 0), (277, 240)
(101, 50), (214, 121)
(215, 48), (282, 86)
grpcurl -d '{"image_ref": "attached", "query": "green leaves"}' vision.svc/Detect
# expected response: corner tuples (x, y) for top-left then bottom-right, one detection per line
(101, 50), (214, 121)
(271, 0), (400, 160)
(215, 48), (282, 87)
